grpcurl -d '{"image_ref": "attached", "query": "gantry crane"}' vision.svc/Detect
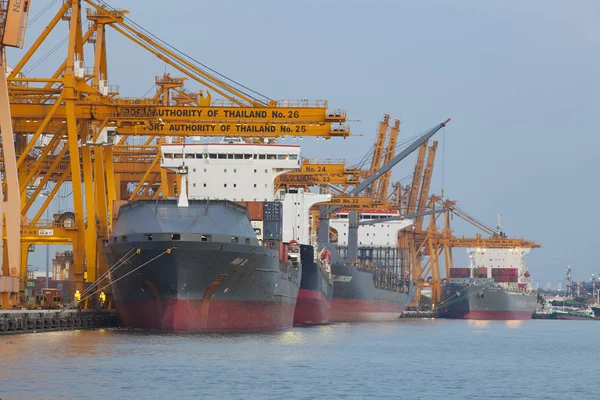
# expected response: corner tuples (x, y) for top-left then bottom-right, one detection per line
(1, 0), (351, 308)
(405, 194), (541, 307)
(1, 0), (30, 308)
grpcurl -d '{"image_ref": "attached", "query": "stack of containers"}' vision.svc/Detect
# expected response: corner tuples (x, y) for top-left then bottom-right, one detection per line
(491, 268), (518, 283)
(263, 201), (283, 241)
(244, 201), (265, 242)
(449, 268), (470, 278)
(472, 267), (488, 278)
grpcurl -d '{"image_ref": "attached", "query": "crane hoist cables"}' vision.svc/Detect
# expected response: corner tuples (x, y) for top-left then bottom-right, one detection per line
(96, 0), (271, 104)
(22, 36), (69, 75)
(27, 0), (59, 27)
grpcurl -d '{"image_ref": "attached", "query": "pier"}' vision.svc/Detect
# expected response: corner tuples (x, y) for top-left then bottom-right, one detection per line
(0, 310), (119, 335)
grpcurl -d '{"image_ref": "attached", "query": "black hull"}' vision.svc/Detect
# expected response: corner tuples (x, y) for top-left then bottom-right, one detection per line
(439, 279), (537, 320)
(293, 245), (333, 325)
(329, 263), (415, 321)
(104, 200), (301, 332)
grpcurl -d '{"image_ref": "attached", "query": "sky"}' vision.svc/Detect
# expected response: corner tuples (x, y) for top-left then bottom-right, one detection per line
(10, 0), (600, 285)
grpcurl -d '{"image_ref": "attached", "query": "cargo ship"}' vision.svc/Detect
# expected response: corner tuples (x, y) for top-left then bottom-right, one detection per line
(276, 187), (333, 325)
(439, 247), (537, 320)
(105, 139), (311, 332)
(293, 244), (333, 325)
(328, 210), (416, 321)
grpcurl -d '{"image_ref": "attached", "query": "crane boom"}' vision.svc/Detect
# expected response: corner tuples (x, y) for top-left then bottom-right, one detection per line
(415, 141), (438, 230)
(348, 119), (450, 196)
(376, 118), (400, 203)
(406, 144), (427, 214)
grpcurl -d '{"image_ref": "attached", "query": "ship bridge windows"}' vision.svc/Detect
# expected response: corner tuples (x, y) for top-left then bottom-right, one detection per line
(209, 153), (217, 159)
(244, 154), (253, 159)
(235, 154), (243, 159)
(267, 154), (276, 160)
(259, 154), (266, 160)
(164, 153), (174, 159)
(289, 154), (298, 160)
(171, 234), (181, 240)
(174, 153), (183, 159)
(185, 154), (195, 159)
(218, 154), (227, 159)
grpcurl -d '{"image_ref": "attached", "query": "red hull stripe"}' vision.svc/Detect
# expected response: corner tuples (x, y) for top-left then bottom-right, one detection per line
(116, 299), (296, 332)
(293, 289), (331, 325)
(447, 310), (534, 320)
(329, 298), (405, 322)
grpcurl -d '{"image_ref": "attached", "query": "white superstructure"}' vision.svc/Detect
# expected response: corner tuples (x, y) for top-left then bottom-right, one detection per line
(160, 138), (301, 202)
(467, 247), (531, 286)
(160, 139), (330, 247)
(331, 211), (412, 247)
(277, 188), (331, 245)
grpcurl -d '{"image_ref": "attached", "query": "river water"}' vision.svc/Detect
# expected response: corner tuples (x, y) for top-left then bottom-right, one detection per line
(0, 319), (597, 399)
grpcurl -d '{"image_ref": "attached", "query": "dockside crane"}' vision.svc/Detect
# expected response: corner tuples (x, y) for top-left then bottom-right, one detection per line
(0, 0), (30, 308)
(1, 0), (351, 307)
(317, 119), (451, 265)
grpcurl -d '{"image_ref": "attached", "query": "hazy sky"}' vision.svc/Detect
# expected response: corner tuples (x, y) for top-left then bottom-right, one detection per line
(12, 0), (600, 285)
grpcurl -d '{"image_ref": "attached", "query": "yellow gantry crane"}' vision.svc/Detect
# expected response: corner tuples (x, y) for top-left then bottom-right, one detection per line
(0, 0), (30, 307)
(0, 0), (350, 308)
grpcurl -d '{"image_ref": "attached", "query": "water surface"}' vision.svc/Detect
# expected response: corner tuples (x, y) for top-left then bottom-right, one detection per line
(0, 319), (597, 399)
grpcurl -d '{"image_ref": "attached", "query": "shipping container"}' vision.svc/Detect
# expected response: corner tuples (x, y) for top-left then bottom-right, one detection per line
(251, 221), (263, 241)
(279, 243), (289, 262)
(263, 201), (283, 221)
(246, 201), (264, 220)
(263, 220), (282, 240)
(491, 268), (518, 275)
(518, 283), (527, 291)
(493, 276), (519, 283)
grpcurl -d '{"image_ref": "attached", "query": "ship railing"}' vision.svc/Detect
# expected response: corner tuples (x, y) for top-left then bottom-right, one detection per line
(301, 158), (347, 165)
(123, 197), (248, 213)
(275, 100), (328, 108)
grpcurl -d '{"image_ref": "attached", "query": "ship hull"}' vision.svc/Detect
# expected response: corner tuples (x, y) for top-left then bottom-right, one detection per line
(293, 245), (333, 325)
(329, 263), (414, 322)
(105, 240), (299, 332)
(104, 200), (300, 332)
(440, 279), (537, 320)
